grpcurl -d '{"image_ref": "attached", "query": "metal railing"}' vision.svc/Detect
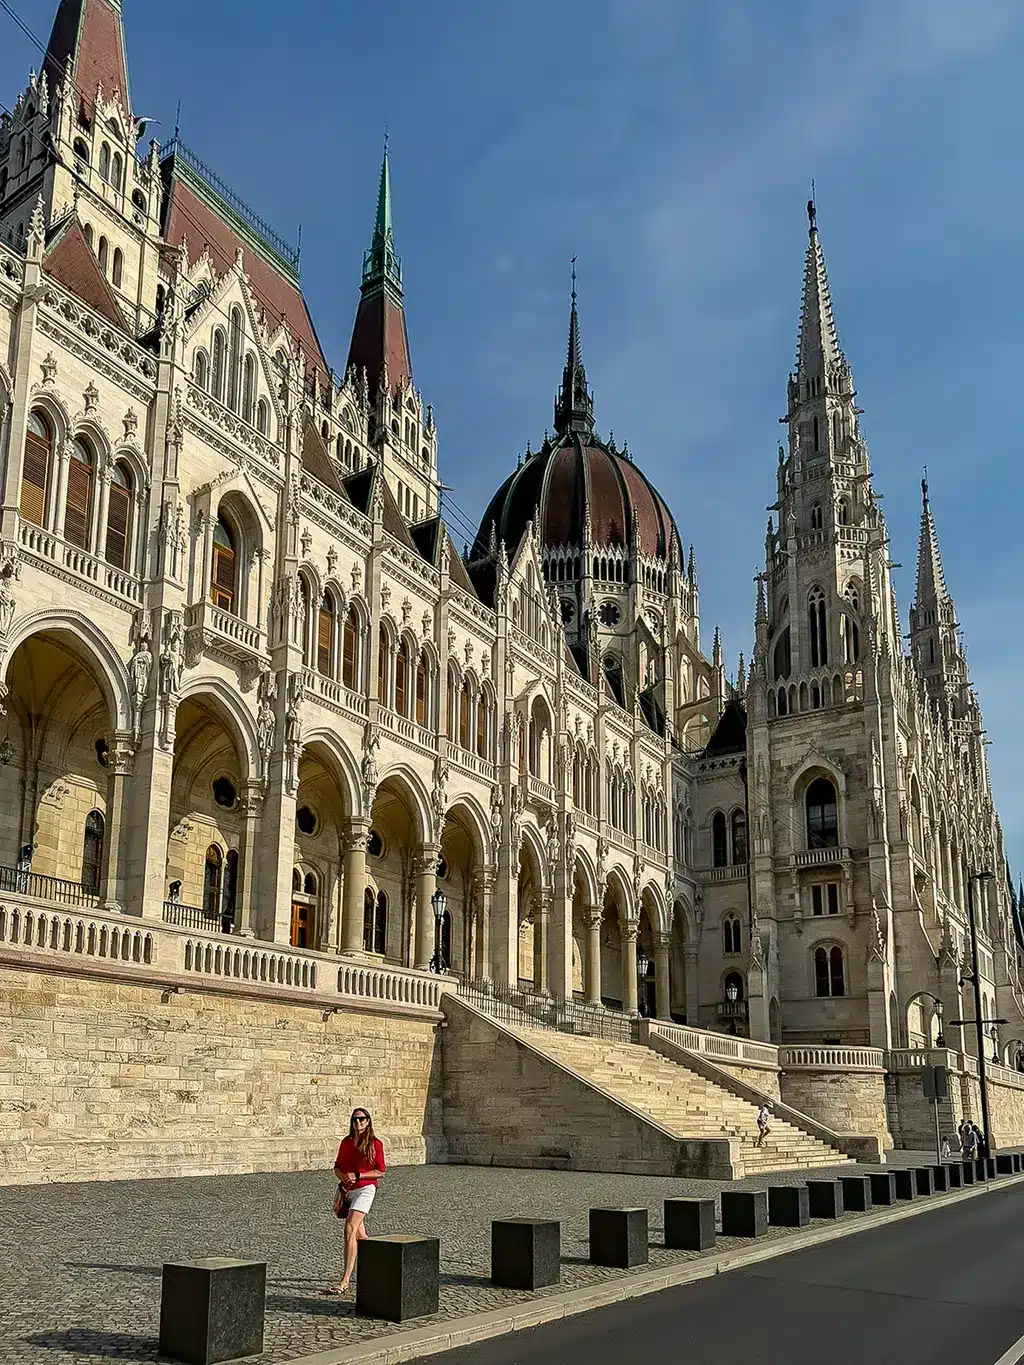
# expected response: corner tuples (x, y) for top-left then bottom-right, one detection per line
(162, 900), (231, 934)
(457, 978), (639, 1043)
(0, 865), (99, 908)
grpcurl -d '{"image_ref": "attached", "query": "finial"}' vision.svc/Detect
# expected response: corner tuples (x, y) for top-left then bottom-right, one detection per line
(807, 180), (817, 233)
(571, 254), (577, 302)
(922, 466), (929, 502)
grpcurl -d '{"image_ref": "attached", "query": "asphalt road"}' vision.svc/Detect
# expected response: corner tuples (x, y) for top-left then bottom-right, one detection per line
(431, 1181), (1024, 1365)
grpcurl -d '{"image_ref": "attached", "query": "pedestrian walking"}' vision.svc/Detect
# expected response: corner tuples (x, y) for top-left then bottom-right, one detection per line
(941, 1135), (952, 1160)
(326, 1107), (386, 1297)
(961, 1121), (978, 1158)
(972, 1123), (987, 1159)
(755, 1101), (773, 1148)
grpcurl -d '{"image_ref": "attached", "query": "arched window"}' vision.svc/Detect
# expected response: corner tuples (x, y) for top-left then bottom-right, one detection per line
(292, 867), (302, 893)
(724, 971), (744, 1001)
(837, 498), (849, 526)
(395, 639), (412, 715)
(806, 778), (839, 849)
(98, 142), (110, 181)
(211, 329), (226, 401)
(298, 575), (313, 663)
(111, 247), (123, 288)
(476, 690), (488, 757)
(73, 137), (89, 168)
(194, 349), (209, 390)
(415, 651), (429, 727)
(810, 503), (823, 532)
(98, 235), (109, 275)
(316, 594), (335, 675)
(377, 632), (390, 703)
(111, 151), (123, 191)
(362, 887), (388, 955)
(81, 810), (105, 894)
(64, 437), (95, 549)
(723, 914), (741, 956)
(815, 945), (846, 997)
(83, 222), (94, 247)
(242, 354), (256, 425)
(227, 306), (244, 412)
(808, 588), (828, 668)
(773, 627), (791, 681)
(731, 810), (747, 864)
(840, 612), (860, 664)
(105, 461), (133, 568)
(304, 871), (318, 897)
(255, 398), (269, 435)
(459, 678), (471, 748)
(712, 812), (728, 868)
(203, 845), (223, 916)
(342, 606), (359, 688)
(211, 514), (236, 612)
(21, 410), (53, 526)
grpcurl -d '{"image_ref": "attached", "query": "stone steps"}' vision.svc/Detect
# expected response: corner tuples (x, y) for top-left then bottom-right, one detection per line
(505, 1023), (850, 1176)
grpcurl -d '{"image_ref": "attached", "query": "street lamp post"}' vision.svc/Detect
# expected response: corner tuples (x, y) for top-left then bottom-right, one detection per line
(636, 951), (649, 1017)
(430, 889), (448, 975)
(966, 869), (995, 1153)
(934, 998), (945, 1049)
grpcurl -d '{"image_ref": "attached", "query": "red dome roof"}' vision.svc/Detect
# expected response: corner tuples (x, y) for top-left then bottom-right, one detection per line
(473, 433), (678, 562)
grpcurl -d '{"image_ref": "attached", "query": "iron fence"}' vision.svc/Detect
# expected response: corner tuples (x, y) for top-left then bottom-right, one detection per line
(0, 865), (99, 908)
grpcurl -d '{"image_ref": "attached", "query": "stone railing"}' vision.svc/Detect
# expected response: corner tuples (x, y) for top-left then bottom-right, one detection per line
(887, 1047), (977, 1077)
(19, 522), (144, 606)
(988, 1062), (1024, 1092)
(525, 774), (556, 805)
(793, 846), (850, 868)
(648, 1020), (779, 1069)
(705, 863), (748, 884)
(779, 1045), (885, 1072)
(304, 668), (369, 719)
(575, 810), (600, 835)
(0, 893), (445, 1016)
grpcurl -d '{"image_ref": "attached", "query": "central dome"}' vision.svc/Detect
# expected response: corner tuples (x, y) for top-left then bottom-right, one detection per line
(472, 276), (680, 564)
(473, 432), (678, 561)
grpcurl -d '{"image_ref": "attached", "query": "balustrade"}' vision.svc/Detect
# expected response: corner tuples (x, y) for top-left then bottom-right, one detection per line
(779, 1045), (885, 1071)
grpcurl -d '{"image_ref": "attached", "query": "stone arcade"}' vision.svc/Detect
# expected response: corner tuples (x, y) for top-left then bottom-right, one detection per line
(0, 0), (1022, 1181)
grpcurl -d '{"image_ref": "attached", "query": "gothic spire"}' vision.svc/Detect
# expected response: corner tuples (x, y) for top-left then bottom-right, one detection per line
(346, 138), (412, 398)
(914, 477), (949, 608)
(554, 260), (595, 438)
(44, 0), (131, 123)
(796, 197), (845, 385)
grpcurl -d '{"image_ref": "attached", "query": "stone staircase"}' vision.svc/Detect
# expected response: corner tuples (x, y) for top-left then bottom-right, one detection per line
(502, 1022), (852, 1176)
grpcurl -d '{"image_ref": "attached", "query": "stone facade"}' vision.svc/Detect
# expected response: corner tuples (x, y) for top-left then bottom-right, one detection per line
(0, 0), (1020, 1176)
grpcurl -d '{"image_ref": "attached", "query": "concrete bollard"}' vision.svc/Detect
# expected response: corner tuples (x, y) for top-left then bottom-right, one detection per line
(664, 1199), (716, 1252)
(975, 1158), (988, 1182)
(946, 1162), (963, 1188)
(159, 1259), (266, 1365)
(914, 1167), (934, 1196)
(589, 1208), (648, 1269)
(962, 1160), (976, 1185)
(355, 1236), (440, 1322)
(996, 1154), (1015, 1176)
(893, 1169), (916, 1201)
(768, 1185), (810, 1228)
(839, 1176), (871, 1212)
(985, 1158), (997, 1179)
(931, 1165), (950, 1193)
(491, 1219), (560, 1291)
(721, 1189), (768, 1239)
(868, 1172), (896, 1206)
(806, 1180), (843, 1219)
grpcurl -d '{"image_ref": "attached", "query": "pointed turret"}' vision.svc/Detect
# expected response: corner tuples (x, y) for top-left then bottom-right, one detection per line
(44, 0), (131, 124)
(553, 262), (595, 438)
(796, 197), (846, 387)
(346, 140), (412, 400)
(914, 477), (949, 608)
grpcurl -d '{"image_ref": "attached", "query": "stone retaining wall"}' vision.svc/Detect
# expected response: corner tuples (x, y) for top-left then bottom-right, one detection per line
(780, 1067), (892, 1150)
(0, 960), (444, 1184)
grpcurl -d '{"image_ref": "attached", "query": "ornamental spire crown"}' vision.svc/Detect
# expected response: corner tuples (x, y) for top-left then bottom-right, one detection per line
(553, 260), (595, 438)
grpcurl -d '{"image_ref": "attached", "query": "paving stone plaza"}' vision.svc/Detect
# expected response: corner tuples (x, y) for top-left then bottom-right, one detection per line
(0, 1155), (943, 1365)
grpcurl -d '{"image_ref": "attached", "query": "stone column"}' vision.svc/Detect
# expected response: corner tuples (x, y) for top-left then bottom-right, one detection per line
(101, 733), (134, 914)
(684, 944), (699, 1026)
(236, 783), (263, 937)
(414, 844), (439, 970)
(256, 760), (297, 944)
(533, 890), (551, 995)
(320, 856), (341, 952)
(93, 464), (112, 559)
(620, 918), (639, 1014)
(340, 819), (370, 955)
(654, 931), (672, 1022)
(584, 906), (603, 1006)
(123, 706), (175, 917)
(473, 866), (495, 982)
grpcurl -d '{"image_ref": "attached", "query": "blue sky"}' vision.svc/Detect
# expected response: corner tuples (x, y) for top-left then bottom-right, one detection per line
(4, 0), (1023, 870)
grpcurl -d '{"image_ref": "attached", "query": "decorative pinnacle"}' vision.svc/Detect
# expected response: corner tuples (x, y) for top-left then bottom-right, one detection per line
(361, 135), (402, 296)
(914, 473), (950, 608)
(554, 257), (595, 438)
(795, 195), (844, 384)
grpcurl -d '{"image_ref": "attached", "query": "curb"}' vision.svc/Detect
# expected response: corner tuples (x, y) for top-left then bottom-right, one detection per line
(282, 1171), (1024, 1365)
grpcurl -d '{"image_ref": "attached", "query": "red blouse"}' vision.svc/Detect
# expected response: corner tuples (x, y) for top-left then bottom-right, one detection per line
(335, 1135), (386, 1190)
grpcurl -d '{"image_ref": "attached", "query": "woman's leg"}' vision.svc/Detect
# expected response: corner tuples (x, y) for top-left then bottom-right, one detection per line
(339, 1210), (367, 1289)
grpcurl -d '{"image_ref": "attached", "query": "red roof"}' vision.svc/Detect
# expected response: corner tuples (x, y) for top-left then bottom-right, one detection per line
(44, 0), (130, 123)
(346, 290), (411, 395)
(43, 217), (127, 330)
(164, 173), (329, 384)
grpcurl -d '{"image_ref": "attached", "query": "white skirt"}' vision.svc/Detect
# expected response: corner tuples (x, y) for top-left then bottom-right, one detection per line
(343, 1184), (376, 1216)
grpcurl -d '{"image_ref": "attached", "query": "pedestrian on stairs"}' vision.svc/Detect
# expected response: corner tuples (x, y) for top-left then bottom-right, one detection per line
(755, 1101), (773, 1148)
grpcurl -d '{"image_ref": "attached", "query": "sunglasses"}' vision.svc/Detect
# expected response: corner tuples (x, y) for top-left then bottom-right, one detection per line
(353, 1114), (369, 1123)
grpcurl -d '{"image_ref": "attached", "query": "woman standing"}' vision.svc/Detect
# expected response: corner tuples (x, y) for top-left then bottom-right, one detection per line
(327, 1108), (386, 1296)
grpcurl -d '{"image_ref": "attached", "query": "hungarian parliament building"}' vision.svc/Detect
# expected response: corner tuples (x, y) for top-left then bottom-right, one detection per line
(0, 0), (1020, 1066)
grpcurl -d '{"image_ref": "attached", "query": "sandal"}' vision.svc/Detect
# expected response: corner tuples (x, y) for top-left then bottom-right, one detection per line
(324, 1284), (349, 1297)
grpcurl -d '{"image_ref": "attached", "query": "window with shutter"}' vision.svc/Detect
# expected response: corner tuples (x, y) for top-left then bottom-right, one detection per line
(476, 695), (487, 756)
(317, 599), (334, 675)
(211, 516), (236, 611)
(415, 655), (427, 726)
(459, 683), (470, 749)
(395, 644), (408, 715)
(105, 464), (132, 568)
(342, 611), (357, 687)
(81, 811), (104, 894)
(377, 636), (388, 703)
(64, 439), (94, 549)
(20, 412), (51, 526)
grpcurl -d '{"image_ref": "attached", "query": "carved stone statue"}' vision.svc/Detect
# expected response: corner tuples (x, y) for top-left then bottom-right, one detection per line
(256, 672), (277, 779)
(159, 610), (183, 698)
(128, 618), (153, 740)
(285, 672), (305, 749)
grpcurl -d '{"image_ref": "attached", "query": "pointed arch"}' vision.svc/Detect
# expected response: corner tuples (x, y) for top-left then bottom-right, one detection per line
(176, 675), (259, 782)
(2, 609), (133, 732)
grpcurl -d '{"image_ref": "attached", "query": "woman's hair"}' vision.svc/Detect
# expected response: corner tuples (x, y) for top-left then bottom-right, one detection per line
(349, 1107), (377, 1157)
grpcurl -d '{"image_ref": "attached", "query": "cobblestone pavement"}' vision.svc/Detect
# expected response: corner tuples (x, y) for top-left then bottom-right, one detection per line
(0, 1153), (945, 1365)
